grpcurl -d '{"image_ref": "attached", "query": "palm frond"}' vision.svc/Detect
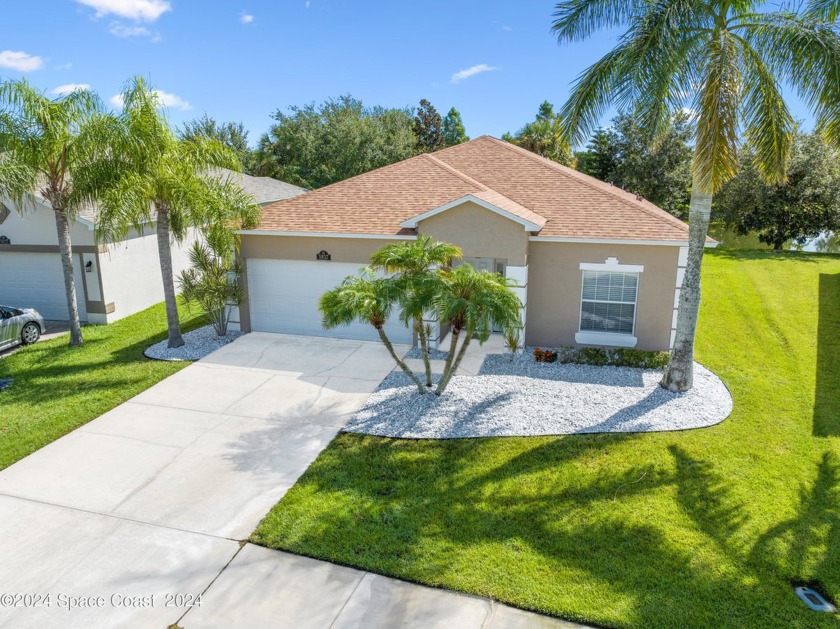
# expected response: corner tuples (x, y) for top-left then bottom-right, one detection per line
(739, 41), (795, 185)
(552, 0), (644, 43)
(692, 31), (742, 192)
(743, 12), (840, 149)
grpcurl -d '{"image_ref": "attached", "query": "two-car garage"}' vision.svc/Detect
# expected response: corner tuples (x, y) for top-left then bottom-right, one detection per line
(245, 258), (413, 343)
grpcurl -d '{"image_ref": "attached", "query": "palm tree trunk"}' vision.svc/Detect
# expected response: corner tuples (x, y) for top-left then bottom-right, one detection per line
(416, 318), (433, 388)
(376, 326), (426, 394)
(660, 181), (712, 392)
(156, 207), (184, 348)
(54, 208), (83, 347)
(435, 326), (466, 395)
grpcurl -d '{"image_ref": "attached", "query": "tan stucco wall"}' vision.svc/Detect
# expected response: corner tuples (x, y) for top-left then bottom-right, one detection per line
(239, 234), (397, 265)
(526, 242), (680, 351)
(417, 202), (529, 266)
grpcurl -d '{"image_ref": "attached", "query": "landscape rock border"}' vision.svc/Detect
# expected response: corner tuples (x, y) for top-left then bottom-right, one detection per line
(344, 352), (733, 439)
(144, 325), (241, 362)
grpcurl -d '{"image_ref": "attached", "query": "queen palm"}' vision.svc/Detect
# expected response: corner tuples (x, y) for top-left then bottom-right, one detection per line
(92, 78), (260, 348)
(369, 235), (462, 388)
(552, 0), (840, 391)
(0, 80), (103, 347)
(319, 271), (427, 394)
(433, 264), (522, 395)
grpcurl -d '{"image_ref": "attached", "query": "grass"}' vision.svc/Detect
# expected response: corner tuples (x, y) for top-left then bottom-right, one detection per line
(252, 249), (840, 629)
(0, 300), (203, 470)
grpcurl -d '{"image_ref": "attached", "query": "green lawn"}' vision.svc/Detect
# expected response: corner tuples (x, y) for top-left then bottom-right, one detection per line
(252, 249), (840, 629)
(0, 301), (203, 470)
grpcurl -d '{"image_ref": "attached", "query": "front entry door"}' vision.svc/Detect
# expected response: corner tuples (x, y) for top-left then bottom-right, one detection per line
(459, 258), (507, 331)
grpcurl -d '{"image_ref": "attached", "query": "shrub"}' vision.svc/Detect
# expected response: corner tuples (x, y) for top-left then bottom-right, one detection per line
(533, 348), (558, 363)
(533, 345), (670, 368)
(178, 242), (243, 336)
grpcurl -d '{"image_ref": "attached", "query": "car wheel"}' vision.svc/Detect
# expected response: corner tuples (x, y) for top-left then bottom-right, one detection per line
(21, 322), (41, 345)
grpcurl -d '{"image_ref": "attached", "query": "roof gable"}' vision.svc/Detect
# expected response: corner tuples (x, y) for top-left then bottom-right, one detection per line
(402, 193), (546, 232)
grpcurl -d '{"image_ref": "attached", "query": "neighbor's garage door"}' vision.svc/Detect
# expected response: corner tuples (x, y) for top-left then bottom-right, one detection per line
(247, 258), (412, 343)
(0, 252), (88, 321)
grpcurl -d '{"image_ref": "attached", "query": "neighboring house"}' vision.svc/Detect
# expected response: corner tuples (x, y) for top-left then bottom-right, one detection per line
(0, 170), (305, 324)
(236, 136), (713, 351)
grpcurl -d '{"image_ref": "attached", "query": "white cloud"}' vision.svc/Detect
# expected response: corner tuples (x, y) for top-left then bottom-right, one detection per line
(52, 83), (91, 95)
(0, 50), (44, 72)
(502, 25), (512, 31)
(109, 22), (150, 36)
(110, 89), (191, 111)
(305, 1), (311, 7)
(75, 0), (171, 21)
(240, 13), (254, 24)
(54, 62), (73, 70)
(450, 64), (497, 84)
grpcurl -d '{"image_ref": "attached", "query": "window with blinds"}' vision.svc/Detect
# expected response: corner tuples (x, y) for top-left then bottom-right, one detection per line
(579, 271), (638, 335)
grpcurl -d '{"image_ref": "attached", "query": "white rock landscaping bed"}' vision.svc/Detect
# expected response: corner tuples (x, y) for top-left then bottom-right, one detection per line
(144, 324), (241, 361)
(344, 353), (733, 438)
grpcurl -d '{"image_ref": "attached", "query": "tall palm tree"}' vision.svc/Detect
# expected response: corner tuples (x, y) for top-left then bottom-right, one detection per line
(0, 80), (103, 347)
(90, 78), (260, 348)
(319, 271), (427, 394)
(434, 264), (522, 395)
(369, 235), (462, 388)
(552, 0), (840, 391)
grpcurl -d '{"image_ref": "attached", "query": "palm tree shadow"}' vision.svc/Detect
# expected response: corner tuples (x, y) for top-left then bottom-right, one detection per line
(749, 451), (840, 595)
(814, 273), (840, 437)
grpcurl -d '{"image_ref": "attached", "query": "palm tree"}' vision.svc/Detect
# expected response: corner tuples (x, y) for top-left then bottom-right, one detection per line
(319, 271), (427, 394)
(434, 264), (522, 395)
(552, 0), (840, 391)
(369, 235), (462, 388)
(0, 79), (104, 347)
(90, 78), (260, 348)
(178, 242), (244, 336)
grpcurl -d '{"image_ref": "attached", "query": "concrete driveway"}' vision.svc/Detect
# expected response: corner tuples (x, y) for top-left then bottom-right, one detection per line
(0, 333), (403, 628)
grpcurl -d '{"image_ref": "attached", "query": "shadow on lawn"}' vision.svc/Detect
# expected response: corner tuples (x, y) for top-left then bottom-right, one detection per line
(258, 434), (840, 628)
(814, 273), (840, 437)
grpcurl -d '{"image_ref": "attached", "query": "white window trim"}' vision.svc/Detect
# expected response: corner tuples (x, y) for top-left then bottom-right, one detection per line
(575, 258), (643, 347)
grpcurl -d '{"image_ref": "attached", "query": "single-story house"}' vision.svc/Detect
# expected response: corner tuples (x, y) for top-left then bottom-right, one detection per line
(0, 169), (305, 324)
(236, 136), (711, 351)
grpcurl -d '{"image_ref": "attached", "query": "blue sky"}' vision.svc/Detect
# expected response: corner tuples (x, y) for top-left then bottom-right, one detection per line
(0, 0), (815, 147)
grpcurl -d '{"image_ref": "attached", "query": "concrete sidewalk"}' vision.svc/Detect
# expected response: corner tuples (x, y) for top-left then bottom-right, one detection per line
(0, 332), (581, 628)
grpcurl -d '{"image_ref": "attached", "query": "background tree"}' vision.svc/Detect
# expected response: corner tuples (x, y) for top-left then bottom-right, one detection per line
(0, 80), (103, 346)
(89, 78), (260, 348)
(553, 0), (840, 392)
(253, 95), (416, 189)
(442, 107), (469, 146)
(575, 127), (618, 181)
(506, 101), (574, 166)
(577, 114), (693, 218)
(178, 114), (255, 174)
(414, 99), (445, 152)
(715, 132), (840, 249)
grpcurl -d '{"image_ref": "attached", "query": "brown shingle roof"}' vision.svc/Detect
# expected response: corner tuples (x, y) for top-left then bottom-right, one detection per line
(255, 135), (694, 242)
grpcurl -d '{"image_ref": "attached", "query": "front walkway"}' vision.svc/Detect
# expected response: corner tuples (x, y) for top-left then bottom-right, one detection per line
(0, 332), (580, 628)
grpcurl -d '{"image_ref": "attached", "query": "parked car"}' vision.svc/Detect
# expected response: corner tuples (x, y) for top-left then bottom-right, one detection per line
(0, 305), (45, 351)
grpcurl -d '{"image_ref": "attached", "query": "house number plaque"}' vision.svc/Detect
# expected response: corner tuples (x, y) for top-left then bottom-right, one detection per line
(316, 250), (331, 261)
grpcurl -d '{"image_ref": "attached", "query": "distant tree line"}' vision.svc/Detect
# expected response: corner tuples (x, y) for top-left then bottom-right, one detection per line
(181, 97), (468, 190)
(182, 100), (840, 249)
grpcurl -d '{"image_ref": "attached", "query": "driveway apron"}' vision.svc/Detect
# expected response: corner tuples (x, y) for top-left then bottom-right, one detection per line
(0, 333), (401, 628)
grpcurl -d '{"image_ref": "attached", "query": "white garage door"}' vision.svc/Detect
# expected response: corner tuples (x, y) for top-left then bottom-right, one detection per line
(0, 252), (88, 321)
(247, 258), (412, 343)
